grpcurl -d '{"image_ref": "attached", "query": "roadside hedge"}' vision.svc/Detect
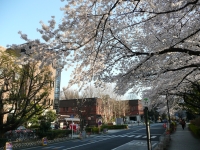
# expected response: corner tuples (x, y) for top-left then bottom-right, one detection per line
(85, 127), (93, 133)
(37, 129), (72, 140)
(170, 121), (177, 133)
(101, 125), (128, 130)
(91, 127), (100, 134)
(189, 124), (200, 138)
(85, 125), (128, 134)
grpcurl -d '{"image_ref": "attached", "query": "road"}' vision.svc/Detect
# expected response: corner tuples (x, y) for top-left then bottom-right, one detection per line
(22, 123), (165, 150)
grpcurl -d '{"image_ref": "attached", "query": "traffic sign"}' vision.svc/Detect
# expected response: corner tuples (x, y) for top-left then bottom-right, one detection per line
(42, 137), (47, 146)
(142, 98), (150, 107)
(5, 142), (12, 150)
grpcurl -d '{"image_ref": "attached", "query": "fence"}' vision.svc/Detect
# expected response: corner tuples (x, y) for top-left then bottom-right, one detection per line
(0, 135), (70, 150)
(3, 131), (37, 142)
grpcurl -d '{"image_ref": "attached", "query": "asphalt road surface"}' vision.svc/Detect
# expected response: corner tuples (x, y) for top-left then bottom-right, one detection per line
(22, 123), (165, 150)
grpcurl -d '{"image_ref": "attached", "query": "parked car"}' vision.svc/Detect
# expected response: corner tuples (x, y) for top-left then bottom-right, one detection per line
(15, 126), (33, 134)
(130, 120), (137, 124)
(4, 126), (35, 141)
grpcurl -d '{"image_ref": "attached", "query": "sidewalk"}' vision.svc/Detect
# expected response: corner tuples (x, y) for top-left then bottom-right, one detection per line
(167, 123), (200, 150)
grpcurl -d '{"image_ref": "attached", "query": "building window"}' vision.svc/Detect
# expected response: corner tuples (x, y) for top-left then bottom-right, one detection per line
(63, 107), (68, 111)
(132, 107), (135, 111)
(50, 81), (54, 87)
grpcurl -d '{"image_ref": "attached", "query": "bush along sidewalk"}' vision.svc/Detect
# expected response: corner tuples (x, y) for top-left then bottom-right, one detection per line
(165, 121), (177, 135)
(0, 129), (73, 150)
(189, 117), (200, 138)
(155, 121), (177, 150)
(85, 124), (128, 135)
(101, 124), (128, 130)
(37, 129), (72, 140)
(169, 121), (177, 134)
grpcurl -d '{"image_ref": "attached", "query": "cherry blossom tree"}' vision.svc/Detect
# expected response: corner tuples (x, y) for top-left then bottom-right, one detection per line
(9, 0), (200, 108)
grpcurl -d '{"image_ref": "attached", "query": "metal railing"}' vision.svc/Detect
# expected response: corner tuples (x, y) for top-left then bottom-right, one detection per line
(3, 131), (38, 142)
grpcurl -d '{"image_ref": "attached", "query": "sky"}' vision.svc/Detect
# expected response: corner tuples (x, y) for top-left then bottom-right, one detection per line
(0, 0), (140, 99)
(0, 0), (71, 90)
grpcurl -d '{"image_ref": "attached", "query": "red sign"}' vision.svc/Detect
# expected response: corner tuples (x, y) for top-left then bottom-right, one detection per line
(70, 124), (78, 131)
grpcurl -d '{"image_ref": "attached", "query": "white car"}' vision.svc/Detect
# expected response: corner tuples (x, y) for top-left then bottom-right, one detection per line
(130, 120), (137, 124)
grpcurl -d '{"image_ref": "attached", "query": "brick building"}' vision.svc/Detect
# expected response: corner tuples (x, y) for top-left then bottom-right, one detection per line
(1, 46), (56, 124)
(59, 98), (103, 126)
(59, 98), (144, 126)
(125, 100), (144, 122)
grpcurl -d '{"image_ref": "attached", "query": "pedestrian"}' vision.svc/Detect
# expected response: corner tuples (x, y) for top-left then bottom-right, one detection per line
(181, 119), (186, 130)
(137, 121), (140, 125)
(66, 123), (69, 130)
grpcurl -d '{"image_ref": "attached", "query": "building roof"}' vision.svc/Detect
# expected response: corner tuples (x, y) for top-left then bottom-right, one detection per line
(59, 98), (100, 107)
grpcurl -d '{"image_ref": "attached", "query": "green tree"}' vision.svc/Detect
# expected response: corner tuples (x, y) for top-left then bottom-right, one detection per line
(28, 110), (56, 128)
(161, 113), (167, 120)
(0, 50), (54, 137)
(148, 107), (159, 122)
(26, 105), (44, 127)
(45, 110), (57, 123)
(164, 81), (200, 118)
(179, 81), (200, 116)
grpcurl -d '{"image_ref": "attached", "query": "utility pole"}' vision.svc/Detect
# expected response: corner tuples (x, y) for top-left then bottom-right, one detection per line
(166, 93), (171, 129)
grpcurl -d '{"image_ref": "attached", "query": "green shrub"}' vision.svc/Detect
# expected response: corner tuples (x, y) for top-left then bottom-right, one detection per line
(169, 121), (177, 133)
(100, 125), (128, 130)
(91, 127), (99, 134)
(84, 125), (129, 134)
(85, 127), (92, 133)
(190, 117), (200, 127)
(36, 129), (72, 140)
(29, 125), (40, 129)
(189, 124), (200, 138)
(39, 121), (51, 132)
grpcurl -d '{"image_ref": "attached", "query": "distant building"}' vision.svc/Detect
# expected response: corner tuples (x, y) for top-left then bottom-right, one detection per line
(59, 98), (144, 126)
(59, 98), (102, 126)
(6, 46), (57, 110)
(124, 99), (144, 122)
(1, 45), (57, 124)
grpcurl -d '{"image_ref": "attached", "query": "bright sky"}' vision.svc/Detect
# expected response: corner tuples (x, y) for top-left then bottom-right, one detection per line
(0, 0), (71, 90)
(0, 0), (140, 99)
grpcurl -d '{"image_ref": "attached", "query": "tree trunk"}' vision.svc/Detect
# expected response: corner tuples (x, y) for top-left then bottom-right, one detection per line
(0, 97), (5, 138)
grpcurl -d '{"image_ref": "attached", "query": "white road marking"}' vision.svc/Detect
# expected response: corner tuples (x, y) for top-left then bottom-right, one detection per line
(151, 136), (157, 138)
(118, 135), (127, 137)
(127, 135), (135, 137)
(134, 135), (142, 138)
